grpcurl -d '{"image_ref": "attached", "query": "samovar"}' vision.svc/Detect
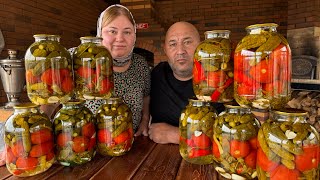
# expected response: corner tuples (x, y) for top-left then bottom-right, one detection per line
(0, 49), (25, 108)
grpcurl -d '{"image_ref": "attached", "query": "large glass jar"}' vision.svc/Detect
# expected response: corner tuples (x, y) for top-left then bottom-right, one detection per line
(53, 100), (96, 166)
(96, 97), (133, 156)
(4, 103), (54, 177)
(24, 34), (73, 105)
(234, 23), (291, 110)
(179, 99), (217, 165)
(213, 103), (260, 179)
(257, 109), (320, 180)
(73, 36), (113, 100)
(193, 30), (233, 103)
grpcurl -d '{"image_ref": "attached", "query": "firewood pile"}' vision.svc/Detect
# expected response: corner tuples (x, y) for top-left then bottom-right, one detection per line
(287, 90), (320, 133)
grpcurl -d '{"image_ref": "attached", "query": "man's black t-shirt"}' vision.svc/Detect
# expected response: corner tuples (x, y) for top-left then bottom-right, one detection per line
(150, 62), (195, 127)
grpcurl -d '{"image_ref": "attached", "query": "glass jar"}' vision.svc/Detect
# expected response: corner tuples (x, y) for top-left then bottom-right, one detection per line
(53, 100), (96, 166)
(193, 30), (233, 103)
(96, 97), (133, 156)
(179, 99), (217, 165)
(257, 109), (320, 180)
(73, 36), (113, 100)
(234, 23), (291, 110)
(213, 102), (260, 179)
(4, 103), (54, 177)
(24, 34), (73, 105)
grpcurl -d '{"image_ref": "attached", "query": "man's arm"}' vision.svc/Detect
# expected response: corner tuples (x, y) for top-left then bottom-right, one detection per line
(148, 122), (179, 144)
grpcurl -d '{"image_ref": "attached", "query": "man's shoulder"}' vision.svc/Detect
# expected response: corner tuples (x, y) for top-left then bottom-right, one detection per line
(152, 61), (170, 74)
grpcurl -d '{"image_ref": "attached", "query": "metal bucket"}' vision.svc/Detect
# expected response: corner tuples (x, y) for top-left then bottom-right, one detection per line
(0, 49), (25, 108)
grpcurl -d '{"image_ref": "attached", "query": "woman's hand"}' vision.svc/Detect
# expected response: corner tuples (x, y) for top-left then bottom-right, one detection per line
(134, 117), (149, 137)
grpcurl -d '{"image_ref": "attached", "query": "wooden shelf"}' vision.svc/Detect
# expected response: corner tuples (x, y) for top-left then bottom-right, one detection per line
(291, 79), (320, 84)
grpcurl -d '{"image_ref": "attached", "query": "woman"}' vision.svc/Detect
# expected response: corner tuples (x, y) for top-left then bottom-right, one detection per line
(86, 4), (150, 136)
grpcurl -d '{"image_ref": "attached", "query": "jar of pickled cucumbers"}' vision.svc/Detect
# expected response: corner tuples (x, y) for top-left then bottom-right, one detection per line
(73, 36), (113, 100)
(179, 99), (217, 165)
(96, 97), (133, 156)
(213, 102), (260, 179)
(234, 23), (291, 110)
(24, 34), (73, 105)
(53, 100), (96, 166)
(257, 109), (320, 180)
(4, 103), (54, 177)
(193, 30), (233, 103)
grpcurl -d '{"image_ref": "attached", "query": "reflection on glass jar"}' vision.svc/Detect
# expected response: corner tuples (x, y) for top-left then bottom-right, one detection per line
(73, 36), (113, 100)
(234, 23), (291, 110)
(24, 34), (73, 105)
(4, 103), (54, 177)
(96, 97), (133, 156)
(257, 109), (320, 180)
(213, 102), (260, 179)
(53, 100), (96, 166)
(193, 30), (233, 103)
(179, 99), (217, 165)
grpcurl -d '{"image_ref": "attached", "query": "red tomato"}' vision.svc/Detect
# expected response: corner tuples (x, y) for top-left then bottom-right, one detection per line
(188, 149), (211, 158)
(249, 60), (279, 83)
(270, 165), (300, 180)
(6, 147), (17, 163)
(29, 141), (54, 157)
(234, 52), (251, 71)
(77, 66), (94, 78)
(213, 140), (221, 159)
(207, 70), (227, 88)
(30, 129), (53, 144)
(97, 129), (112, 144)
(82, 122), (96, 138)
(61, 76), (73, 93)
(16, 157), (38, 171)
(99, 78), (113, 94)
(295, 145), (320, 172)
(257, 148), (279, 172)
(26, 70), (40, 84)
(87, 136), (96, 151)
(271, 44), (289, 68)
(244, 150), (257, 169)
(249, 137), (258, 150)
(191, 133), (212, 149)
(230, 140), (251, 158)
(11, 141), (25, 157)
(57, 132), (72, 147)
(193, 59), (206, 84)
(237, 83), (256, 96)
(46, 150), (55, 161)
(72, 136), (89, 153)
(114, 131), (130, 144)
(41, 68), (54, 85)
(180, 136), (194, 147)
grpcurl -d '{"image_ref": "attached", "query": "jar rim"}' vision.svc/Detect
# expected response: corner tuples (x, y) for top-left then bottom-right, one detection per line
(80, 36), (103, 41)
(272, 108), (308, 116)
(205, 30), (231, 34)
(14, 102), (39, 109)
(63, 100), (85, 105)
(33, 34), (60, 38)
(245, 23), (278, 30)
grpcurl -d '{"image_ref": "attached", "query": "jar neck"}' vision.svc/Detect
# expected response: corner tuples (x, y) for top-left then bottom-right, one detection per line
(14, 107), (39, 114)
(246, 23), (278, 34)
(226, 106), (251, 115)
(80, 37), (103, 45)
(33, 34), (60, 42)
(62, 101), (84, 109)
(188, 99), (212, 107)
(106, 97), (123, 104)
(271, 111), (308, 123)
(204, 30), (230, 39)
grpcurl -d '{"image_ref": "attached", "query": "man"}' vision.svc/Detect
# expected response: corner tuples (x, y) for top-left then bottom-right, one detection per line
(148, 22), (200, 144)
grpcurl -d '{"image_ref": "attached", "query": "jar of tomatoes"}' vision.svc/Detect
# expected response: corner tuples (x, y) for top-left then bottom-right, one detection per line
(213, 102), (260, 179)
(24, 34), (73, 105)
(53, 100), (96, 166)
(193, 30), (233, 103)
(234, 23), (291, 110)
(4, 103), (55, 177)
(96, 97), (133, 156)
(73, 36), (113, 100)
(179, 99), (217, 165)
(257, 109), (320, 180)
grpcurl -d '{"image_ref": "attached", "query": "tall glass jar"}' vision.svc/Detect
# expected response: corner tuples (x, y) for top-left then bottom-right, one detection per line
(257, 109), (320, 180)
(96, 97), (133, 156)
(213, 103), (260, 179)
(73, 36), (113, 100)
(179, 99), (217, 165)
(4, 103), (55, 177)
(53, 100), (96, 166)
(193, 30), (233, 103)
(24, 34), (73, 105)
(234, 23), (291, 110)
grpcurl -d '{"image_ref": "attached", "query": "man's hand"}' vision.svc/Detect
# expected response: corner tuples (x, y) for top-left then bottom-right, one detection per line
(148, 123), (179, 144)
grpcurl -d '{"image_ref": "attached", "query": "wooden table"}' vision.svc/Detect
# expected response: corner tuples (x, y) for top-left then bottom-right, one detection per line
(0, 136), (221, 180)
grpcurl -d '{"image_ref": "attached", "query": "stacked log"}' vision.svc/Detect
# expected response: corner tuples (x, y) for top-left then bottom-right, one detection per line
(287, 90), (320, 133)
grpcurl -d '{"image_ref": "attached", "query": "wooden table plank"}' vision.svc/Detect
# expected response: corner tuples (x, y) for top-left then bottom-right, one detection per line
(176, 160), (217, 180)
(90, 136), (157, 180)
(131, 143), (182, 180)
